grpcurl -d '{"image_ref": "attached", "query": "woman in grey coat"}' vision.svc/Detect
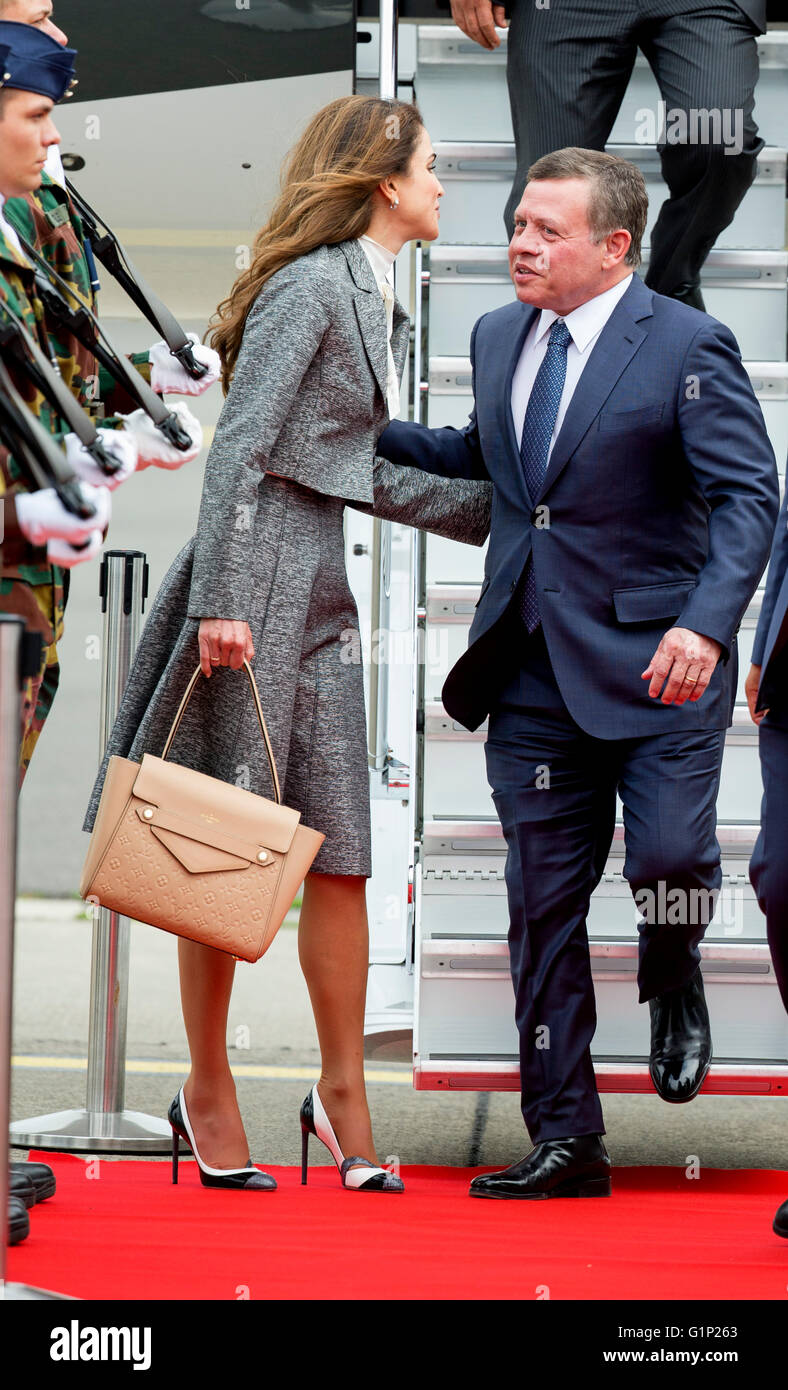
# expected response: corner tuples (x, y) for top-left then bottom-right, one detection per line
(83, 96), (489, 1192)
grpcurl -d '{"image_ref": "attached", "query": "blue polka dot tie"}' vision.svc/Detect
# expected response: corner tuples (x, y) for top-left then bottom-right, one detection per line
(519, 318), (572, 633)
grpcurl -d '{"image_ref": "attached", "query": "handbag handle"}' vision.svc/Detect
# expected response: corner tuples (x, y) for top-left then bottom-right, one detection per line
(160, 659), (282, 805)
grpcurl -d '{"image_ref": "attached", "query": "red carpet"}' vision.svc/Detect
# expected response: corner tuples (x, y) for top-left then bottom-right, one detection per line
(7, 1152), (787, 1300)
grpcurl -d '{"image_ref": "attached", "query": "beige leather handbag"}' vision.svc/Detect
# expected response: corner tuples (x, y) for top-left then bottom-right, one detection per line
(80, 660), (325, 962)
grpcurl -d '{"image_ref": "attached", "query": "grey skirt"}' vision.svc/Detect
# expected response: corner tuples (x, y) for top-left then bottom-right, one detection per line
(83, 474), (372, 876)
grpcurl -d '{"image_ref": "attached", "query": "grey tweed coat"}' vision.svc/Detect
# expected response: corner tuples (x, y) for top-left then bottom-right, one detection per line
(187, 238), (490, 624)
(83, 239), (491, 839)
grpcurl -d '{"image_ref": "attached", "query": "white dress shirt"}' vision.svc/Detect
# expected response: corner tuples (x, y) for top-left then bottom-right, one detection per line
(511, 273), (634, 456)
(357, 233), (401, 419)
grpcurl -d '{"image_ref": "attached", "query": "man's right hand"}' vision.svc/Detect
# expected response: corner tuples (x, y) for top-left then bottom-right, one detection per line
(450, 0), (508, 49)
(745, 663), (767, 724)
(198, 618), (255, 678)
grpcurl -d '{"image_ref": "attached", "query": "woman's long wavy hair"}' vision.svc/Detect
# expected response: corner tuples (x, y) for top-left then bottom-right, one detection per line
(209, 95), (425, 392)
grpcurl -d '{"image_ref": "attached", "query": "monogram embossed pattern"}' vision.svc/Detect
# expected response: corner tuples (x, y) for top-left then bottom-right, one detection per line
(90, 798), (284, 962)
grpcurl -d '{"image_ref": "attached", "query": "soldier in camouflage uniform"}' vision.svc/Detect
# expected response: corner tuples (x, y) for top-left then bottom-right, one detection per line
(6, 167), (155, 416)
(3, 166), (156, 783)
(0, 227), (68, 778)
(0, 28), (114, 779)
(0, 20), (211, 780)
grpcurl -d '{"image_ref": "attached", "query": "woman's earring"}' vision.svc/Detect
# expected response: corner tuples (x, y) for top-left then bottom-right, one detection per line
(390, 197), (399, 210)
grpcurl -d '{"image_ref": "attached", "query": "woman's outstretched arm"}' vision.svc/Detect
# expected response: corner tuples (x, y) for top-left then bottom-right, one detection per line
(355, 456), (491, 547)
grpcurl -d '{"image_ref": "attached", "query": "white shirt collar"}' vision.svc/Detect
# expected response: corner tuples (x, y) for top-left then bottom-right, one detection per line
(533, 273), (634, 354)
(0, 193), (26, 262)
(44, 143), (66, 188)
(358, 234), (396, 288)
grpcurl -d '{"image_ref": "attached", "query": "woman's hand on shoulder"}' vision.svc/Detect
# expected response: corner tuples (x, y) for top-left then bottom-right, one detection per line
(198, 618), (255, 677)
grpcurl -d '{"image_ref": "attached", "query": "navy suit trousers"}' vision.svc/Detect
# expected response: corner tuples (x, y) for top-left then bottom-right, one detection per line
(486, 627), (726, 1143)
(749, 716), (788, 1015)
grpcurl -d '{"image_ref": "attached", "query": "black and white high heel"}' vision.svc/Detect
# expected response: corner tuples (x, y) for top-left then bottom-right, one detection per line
(168, 1086), (277, 1191)
(299, 1084), (404, 1192)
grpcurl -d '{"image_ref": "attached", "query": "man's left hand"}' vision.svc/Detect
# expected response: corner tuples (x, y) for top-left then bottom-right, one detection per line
(641, 627), (722, 704)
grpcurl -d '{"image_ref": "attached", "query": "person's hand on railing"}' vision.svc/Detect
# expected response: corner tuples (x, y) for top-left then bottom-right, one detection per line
(197, 618), (255, 677)
(450, 0), (508, 50)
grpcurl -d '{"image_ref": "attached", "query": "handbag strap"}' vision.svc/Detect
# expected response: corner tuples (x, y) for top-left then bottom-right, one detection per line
(160, 660), (282, 805)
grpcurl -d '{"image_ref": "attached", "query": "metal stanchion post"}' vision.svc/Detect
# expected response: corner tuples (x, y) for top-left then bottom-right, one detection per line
(1, 615), (73, 1298)
(10, 551), (174, 1153)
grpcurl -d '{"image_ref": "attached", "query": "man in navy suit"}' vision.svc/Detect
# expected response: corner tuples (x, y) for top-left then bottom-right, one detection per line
(746, 479), (788, 1239)
(377, 147), (778, 1200)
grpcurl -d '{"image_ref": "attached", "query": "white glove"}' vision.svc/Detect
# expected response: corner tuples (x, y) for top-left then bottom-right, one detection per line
(15, 482), (112, 545)
(118, 402), (203, 471)
(47, 530), (105, 568)
(148, 333), (221, 396)
(64, 427), (138, 490)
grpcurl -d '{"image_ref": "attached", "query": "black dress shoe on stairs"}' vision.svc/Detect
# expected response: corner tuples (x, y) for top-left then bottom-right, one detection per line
(649, 965), (712, 1103)
(774, 1199), (788, 1238)
(469, 1135), (611, 1200)
(670, 281), (706, 312)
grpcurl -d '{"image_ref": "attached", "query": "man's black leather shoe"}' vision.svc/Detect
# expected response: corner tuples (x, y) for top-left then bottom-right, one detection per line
(649, 965), (712, 1103)
(774, 1199), (788, 1238)
(469, 1135), (611, 1200)
(7, 1195), (30, 1245)
(10, 1160), (55, 1202)
(9, 1170), (36, 1209)
(670, 281), (706, 312)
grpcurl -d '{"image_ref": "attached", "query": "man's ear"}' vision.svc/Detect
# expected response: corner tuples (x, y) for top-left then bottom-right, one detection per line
(602, 229), (632, 268)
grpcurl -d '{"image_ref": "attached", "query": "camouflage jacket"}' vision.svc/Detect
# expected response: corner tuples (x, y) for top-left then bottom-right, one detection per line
(5, 172), (152, 418)
(0, 213), (135, 583)
(0, 226), (69, 584)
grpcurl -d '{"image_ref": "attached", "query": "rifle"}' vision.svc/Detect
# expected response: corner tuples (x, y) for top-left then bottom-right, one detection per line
(15, 232), (196, 454)
(65, 178), (209, 383)
(0, 353), (98, 532)
(0, 295), (120, 474)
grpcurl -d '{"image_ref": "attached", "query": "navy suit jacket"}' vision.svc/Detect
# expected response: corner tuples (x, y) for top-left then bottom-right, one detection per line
(378, 274), (779, 736)
(752, 472), (788, 722)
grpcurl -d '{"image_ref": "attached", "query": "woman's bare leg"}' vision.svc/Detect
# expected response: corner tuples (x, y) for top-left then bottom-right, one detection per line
(178, 938), (250, 1168)
(298, 871), (378, 1163)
